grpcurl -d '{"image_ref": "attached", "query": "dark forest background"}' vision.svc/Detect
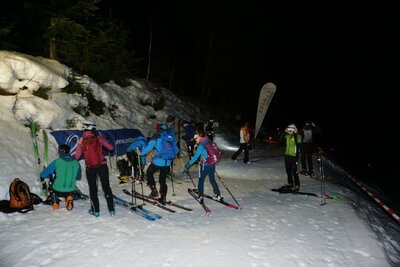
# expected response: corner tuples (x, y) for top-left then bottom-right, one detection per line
(2, 1), (399, 198)
(1, 0), (272, 124)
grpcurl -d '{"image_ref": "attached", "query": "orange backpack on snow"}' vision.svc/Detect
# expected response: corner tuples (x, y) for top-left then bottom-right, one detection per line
(9, 178), (34, 212)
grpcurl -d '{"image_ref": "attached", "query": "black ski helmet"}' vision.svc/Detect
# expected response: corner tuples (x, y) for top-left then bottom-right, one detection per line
(58, 144), (70, 155)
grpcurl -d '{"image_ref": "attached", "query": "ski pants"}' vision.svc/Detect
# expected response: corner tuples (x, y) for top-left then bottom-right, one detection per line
(231, 143), (249, 163)
(198, 164), (220, 195)
(301, 143), (314, 173)
(146, 164), (170, 198)
(284, 155), (300, 186)
(185, 140), (196, 159)
(86, 164), (114, 213)
(127, 151), (143, 177)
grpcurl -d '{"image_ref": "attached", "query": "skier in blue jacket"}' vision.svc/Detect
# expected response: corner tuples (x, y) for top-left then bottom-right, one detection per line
(138, 124), (178, 204)
(184, 129), (222, 203)
(182, 120), (196, 158)
(126, 135), (148, 181)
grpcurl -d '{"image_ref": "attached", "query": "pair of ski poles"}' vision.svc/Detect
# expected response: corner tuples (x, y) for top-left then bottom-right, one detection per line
(130, 150), (145, 207)
(181, 156), (241, 209)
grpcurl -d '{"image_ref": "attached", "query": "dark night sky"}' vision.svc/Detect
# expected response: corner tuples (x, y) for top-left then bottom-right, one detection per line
(107, 1), (398, 178)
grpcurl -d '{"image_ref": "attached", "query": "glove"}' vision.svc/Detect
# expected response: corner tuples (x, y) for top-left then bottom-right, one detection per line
(183, 164), (190, 173)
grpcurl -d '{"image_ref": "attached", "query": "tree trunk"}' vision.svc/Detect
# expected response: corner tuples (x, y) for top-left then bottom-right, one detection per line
(49, 19), (56, 60)
(201, 30), (214, 98)
(146, 18), (154, 83)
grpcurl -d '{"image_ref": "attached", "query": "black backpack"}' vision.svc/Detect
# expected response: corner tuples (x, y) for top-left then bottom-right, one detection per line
(117, 159), (131, 177)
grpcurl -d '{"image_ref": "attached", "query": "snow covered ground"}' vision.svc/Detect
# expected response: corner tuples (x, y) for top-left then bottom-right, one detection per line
(0, 50), (399, 267)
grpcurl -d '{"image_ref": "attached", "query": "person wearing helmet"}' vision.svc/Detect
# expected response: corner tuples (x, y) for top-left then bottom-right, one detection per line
(40, 144), (81, 210)
(74, 121), (115, 217)
(299, 121), (321, 177)
(280, 123), (302, 191)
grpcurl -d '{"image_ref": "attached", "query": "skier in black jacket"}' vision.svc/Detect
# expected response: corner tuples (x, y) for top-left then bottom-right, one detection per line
(299, 122), (321, 177)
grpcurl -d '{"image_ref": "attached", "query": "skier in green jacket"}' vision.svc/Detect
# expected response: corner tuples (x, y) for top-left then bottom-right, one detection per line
(40, 144), (81, 210)
(280, 124), (302, 191)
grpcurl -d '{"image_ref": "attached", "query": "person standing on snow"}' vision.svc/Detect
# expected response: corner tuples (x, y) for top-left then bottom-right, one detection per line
(184, 129), (222, 203)
(299, 121), (321, 177)
(138, 124), (179, 205)
(280, 123), (302, 191)
(231, 122), (251, 164)
(40, 144), (81, 210)
(182, 120), (196, 159)
(126, 135), (148, 181)
(74, 122), (115, 217)
(205, 119), (215, 141)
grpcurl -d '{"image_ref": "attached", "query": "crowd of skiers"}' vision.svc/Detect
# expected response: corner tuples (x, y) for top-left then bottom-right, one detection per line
(39, 114), (320, 217)
(40, 116), (224, 216)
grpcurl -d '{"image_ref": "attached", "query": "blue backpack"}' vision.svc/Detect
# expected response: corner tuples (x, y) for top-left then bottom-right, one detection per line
(127, 136), (148, 152)
(157, 129), (179, 160)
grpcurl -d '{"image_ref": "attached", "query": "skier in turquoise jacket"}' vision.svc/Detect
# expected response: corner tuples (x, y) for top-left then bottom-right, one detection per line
(184, 129), (222, 203)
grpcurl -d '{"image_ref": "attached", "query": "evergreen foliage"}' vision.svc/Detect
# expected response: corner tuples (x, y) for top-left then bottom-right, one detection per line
(0, 0), (138, 83)
(33, 87), (51, 100)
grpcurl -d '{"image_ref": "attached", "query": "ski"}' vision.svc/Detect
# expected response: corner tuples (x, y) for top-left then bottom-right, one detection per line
(114, 194), (161, 219)
(271, 188), (319, 197)
(122, 189), (176, 213)
(30, 122), (41, 181)
(42, 130), (48, 167)
(202, 193), (240, 209)
(113, 195), (160, 221)
(124, 188), (192, 211)
(75, 187), (90, 200)
(165, 200), (193, 211)
(30, 122), (47, 196)
(188, 188), (211, 216)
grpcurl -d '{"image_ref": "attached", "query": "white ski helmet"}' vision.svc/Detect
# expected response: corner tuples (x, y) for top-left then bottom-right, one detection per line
(286, 124), (297, 134)
(83, 121), (96, 131)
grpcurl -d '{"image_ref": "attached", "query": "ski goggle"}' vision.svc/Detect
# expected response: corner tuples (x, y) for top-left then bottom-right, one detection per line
(83, 122), (96, 130)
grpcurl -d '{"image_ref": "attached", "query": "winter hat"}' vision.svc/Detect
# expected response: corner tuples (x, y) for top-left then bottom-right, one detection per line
(83, 121), (96, 131)
(166, 115), (175, 123)
(286, 124), (297, 134)
(58, 144), (70, 155)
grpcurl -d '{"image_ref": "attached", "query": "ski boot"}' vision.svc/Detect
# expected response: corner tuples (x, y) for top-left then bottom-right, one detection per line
(88, 210), (100, 217)
(212, 194), (223, 201)
(119, 175), (129, 184)
(66, 195), (74, 211)
(148, 185), (159, 199)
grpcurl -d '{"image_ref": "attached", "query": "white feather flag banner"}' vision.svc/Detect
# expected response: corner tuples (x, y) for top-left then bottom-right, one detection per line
(255, 82), (276, 139)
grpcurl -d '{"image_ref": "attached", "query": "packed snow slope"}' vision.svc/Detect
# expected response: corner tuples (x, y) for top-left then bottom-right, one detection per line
(0, 50), (399, 267)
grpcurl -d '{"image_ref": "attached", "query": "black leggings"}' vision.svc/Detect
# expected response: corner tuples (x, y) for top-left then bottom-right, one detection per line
(86, 164), (114, 213)
(146, 164), (170, 198)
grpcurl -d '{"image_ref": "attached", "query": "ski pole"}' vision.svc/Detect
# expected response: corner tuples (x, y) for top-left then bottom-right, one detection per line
(318, 151), (326, 206)
(170, 163), (176, 196)
(215, 171), (242, 209)
(130, 164), (137, 207)
(108, 150), (113, 171)
(184, 168), (197, 189)
(137, 151), (145, 206)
